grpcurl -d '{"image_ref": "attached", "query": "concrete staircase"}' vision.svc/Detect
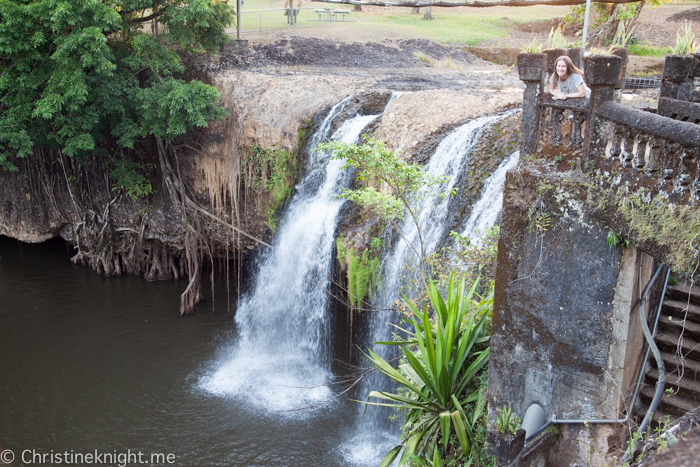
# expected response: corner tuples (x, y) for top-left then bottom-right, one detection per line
(640, 283), (700, 425)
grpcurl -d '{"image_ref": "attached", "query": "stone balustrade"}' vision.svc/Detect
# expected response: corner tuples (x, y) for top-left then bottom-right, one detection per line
(518, 51), (700, 200)
(594, 101), (700, 195)
(539, 95), (589, 149)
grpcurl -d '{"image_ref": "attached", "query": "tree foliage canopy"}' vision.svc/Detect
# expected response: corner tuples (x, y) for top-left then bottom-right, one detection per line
(0, 0), (234, 171)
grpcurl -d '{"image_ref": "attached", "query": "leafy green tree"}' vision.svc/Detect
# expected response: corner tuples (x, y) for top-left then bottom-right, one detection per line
(1, 0), (235, 314)
(319, 137), (452, 268)
(0, 0), (234, 172)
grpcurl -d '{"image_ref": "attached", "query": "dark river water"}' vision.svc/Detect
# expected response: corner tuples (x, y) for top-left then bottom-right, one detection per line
(0, 237), (384, 466)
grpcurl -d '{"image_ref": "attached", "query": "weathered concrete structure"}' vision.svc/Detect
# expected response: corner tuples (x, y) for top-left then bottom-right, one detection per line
(488, 52), (700, 465)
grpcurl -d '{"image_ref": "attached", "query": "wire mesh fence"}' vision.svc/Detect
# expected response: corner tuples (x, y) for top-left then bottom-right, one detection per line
(240, 7), (353, 34)
(622, 76), (700, 91)
(623, 76), (662, 90)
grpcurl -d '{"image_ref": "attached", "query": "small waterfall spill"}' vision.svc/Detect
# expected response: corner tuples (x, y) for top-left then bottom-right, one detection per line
(344, 112), (516, 465)
(461, 150), (520, 242)
(200, 96), (381, 412)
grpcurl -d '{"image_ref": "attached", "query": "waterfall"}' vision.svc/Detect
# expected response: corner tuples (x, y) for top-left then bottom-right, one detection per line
(461, 150), (520, 243)
(200, 96), (381, 412)
(344, 112), (517, 465)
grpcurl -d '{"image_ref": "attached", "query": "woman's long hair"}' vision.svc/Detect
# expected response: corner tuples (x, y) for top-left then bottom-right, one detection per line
(553, 55), (584, 86)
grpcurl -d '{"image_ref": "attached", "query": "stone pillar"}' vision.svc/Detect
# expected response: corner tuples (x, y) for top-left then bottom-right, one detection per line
(611, 48), (628, 91)
(517, 53), (546, 157)
(660, 55), (692, 100)
(688, 53), (700, 101)
(565, 48), (582, 71)
(582, 55), (621, 171)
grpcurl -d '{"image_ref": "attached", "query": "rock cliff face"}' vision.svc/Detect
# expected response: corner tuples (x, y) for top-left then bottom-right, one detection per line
(0, 37), (522, 311)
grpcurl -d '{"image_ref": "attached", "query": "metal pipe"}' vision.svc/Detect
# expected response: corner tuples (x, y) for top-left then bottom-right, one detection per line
(625, 267), (669, 428)
(637, 266), (667, 435)
(619, 266), (669, 461)
(508, 264), (668, 466)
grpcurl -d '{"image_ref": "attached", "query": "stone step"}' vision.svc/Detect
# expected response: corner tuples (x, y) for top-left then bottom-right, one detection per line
(640, 385), (700, 420)
(656, 312), (700, 342)
(666, 283), (700, 308)
(649, 351), (700, 382)
(661, 299), (700, 326)
(651, 408), (680, 428)
(646, 368), (700, 401)
(655, 331), (700, 361)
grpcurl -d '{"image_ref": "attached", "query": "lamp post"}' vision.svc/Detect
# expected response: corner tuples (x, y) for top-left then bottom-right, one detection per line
(237, 0), (242, 40)
(580, 0), (592, 70)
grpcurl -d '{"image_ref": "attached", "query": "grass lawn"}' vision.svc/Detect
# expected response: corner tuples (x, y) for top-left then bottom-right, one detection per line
(628, 43), (670, 57)
(234, 0), (696, 52)
(236, 0), (569, 45)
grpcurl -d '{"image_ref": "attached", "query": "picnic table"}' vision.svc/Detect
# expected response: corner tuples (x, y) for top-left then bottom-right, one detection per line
(313, 8), (350, 21)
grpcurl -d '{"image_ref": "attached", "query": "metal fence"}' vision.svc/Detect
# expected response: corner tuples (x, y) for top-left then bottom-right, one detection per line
(240, 7), (353, 34)
(623, 76), (700, 91)
(623, 76), (662, 90)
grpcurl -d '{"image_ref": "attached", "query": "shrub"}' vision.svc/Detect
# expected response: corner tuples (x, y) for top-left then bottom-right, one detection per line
(361, 274), (493, 466)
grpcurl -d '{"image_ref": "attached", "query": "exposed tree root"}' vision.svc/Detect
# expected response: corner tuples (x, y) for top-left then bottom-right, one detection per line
(2, 136), (269, 316)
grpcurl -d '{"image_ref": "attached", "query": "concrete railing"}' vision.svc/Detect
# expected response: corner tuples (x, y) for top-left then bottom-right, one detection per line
(539, 95), (589, 149)
(518, 52), (700, 199)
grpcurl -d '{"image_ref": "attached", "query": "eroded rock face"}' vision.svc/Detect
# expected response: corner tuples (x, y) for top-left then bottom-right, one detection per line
(375, 89), (521, 154)
(0, 38), (523, 306)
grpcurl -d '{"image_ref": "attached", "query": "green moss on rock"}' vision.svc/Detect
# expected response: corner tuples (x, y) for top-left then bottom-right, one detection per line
(336, 236), (382, 307)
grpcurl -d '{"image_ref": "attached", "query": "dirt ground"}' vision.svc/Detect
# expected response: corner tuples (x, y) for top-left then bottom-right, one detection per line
(234, 1), (700, 49)
(211, 36), (522, 95)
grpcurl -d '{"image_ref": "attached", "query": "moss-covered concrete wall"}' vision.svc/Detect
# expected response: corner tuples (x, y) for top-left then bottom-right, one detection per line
(487, 164), (656, 466)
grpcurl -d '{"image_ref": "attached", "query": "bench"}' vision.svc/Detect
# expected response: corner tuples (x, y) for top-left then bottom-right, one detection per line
(333, 9), (350, 21)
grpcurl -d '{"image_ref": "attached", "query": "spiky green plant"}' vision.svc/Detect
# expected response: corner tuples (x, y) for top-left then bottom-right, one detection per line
(611, 21), (636, 49)
(495, 405), (521, 435)
(360, 274), (492, 466)
(546, 25), (575, 50)
(671, 21), (697, 55)
(521, 38), (542, 53)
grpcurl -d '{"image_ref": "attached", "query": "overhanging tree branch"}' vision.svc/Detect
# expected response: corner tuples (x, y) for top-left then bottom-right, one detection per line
(314, 0), (642, 7)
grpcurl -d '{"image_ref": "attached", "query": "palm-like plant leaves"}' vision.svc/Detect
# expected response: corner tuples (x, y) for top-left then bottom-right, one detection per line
(360, 273), (491, 465)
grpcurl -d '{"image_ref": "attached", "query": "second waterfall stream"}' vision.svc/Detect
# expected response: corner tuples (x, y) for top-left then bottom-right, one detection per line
(345, 110), (520, 466)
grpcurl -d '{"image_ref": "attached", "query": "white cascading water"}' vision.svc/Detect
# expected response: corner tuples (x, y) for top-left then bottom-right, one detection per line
(200, 96), (382, 412)
(461, 150), (520, 242)
(345, 112), (518, 466)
